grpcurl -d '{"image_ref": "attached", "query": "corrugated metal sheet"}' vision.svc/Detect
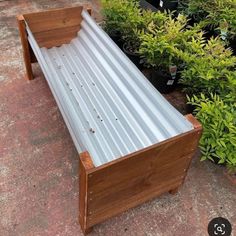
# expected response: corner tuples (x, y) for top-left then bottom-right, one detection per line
(26, 10), (194, 167)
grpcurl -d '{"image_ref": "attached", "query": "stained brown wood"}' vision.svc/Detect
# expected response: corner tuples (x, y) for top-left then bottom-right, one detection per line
(185, 114), (202, 129)
(78, 118), (202, 230)
(79, 152), (94, 234)
(23, 6), (83, 33)
(169, 187), (179, 195)
(23, 6), (83, 48)
(87, 156), (190, 226)
(17, 15), (34, 80)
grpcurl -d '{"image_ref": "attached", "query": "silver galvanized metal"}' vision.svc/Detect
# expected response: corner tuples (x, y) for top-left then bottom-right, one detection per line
(26, 10), (194, 167)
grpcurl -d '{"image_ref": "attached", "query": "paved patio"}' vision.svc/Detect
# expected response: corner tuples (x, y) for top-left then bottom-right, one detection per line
(0, 1), (235, 236)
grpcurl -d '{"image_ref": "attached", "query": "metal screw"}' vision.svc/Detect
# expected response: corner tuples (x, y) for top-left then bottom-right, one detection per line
(89, 128), (95, 133)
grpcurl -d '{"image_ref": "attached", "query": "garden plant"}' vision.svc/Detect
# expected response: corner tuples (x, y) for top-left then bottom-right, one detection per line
(138, 12), (203, 93)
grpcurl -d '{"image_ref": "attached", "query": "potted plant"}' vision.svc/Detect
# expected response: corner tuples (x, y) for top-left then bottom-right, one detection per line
(178, 0), (209, 24)
(139, 13), (200, 93)
(121, 1), (144, 68)
(205, 0), (236, 54)
(101, 0), (129, 48)
(139, 0), (158, 11)
(189, 93), (236, 174)
(179, 0), (236, 45)
(146, 0), (178, 11)
(175, 37), (236, 97)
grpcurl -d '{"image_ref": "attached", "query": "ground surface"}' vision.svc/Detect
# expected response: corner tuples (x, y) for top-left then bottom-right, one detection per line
(0, 1), (235, 236)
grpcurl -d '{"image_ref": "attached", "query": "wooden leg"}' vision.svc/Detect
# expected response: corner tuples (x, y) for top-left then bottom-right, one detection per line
(17, 15), (34, 80)
(169, 187), (179, 195)
(83, 227), (93, 235)
(79, 152), (95, 235)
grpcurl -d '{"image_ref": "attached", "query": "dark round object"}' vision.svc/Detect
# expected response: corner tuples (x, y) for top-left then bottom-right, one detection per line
(203, 25), (217, 40)
(229, 37), (236, 55)
(208, 217), (232, 236)
(123, 43), (142, 69)
(139, 0), (158, 11)
(145, 0), (159, 8)
(149, 68), (178, 94)
(109, 30), (123, 49)
(186, 103), (196, 114)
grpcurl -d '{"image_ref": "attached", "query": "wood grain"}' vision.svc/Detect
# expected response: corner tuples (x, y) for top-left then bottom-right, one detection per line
(23, 6), (83, 48)
(79, 152), (94, 234)
(17, 15), (34, 80)
(80, 121), (202, 229)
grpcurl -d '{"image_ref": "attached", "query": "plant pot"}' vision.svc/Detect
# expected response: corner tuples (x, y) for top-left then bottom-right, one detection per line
(139, 0), (158, 11)
(186, 103), (196, 114)
(145, 0), (159, 8)
(159, 0), (178, 11)
(109, 30), (123, 49)
(146, 0), (178, 11)
(123, 43), (143, 69)
(229, 37), (236, 55)
(149, 68), (178, 94)
(203, 25), (217, 40)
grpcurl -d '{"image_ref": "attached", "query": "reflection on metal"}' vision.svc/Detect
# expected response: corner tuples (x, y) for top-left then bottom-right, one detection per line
(26, 10), (194, 167)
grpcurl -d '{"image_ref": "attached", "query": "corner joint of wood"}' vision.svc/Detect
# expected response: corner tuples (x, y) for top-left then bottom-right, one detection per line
(87, 8), (92, 16)
(185, 114), (202, 130)
(80, 151), (95, 171)
(16, 15), (24, 21)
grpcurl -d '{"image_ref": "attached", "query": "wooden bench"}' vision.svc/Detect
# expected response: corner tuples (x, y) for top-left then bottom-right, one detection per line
(17, 6), (202, 234)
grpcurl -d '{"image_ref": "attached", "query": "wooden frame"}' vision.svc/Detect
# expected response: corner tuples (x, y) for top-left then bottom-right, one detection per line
(79, 114), (202, 234)
(17, 6), (91, 80)
(17, 6), (202, 235)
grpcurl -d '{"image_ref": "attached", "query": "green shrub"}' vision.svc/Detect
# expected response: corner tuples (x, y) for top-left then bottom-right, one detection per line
(138, 12), (202, 71)
(101, 0), (144, 52)
(121, 1), (143, 52)
(175, 37), (236, 96)
(189, 93), (236, 172)
(179, 0), (236, 41)
(101, 0), (137, 36)
(178, 0), (209, 24)
(204, 0), (236, 41)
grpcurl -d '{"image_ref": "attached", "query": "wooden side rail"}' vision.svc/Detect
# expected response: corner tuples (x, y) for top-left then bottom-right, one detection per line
(79, 114), (202, 234)
(17, 15), (36, 80)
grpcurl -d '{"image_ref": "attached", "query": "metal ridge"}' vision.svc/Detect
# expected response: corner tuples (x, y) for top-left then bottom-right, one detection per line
(26, 10), (194, 167)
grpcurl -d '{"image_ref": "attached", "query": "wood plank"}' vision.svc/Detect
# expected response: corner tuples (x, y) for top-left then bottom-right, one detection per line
(80, 151), (95, 170)
(79, 153), (90, 234)
(33, 25), (81, 48)
(88, 180), (181, 227)
(185, 114), (202, 129)
(17, 15), (34, 80)
(87, 129), (201, 191)
(85, 126), (202, 228)
(23, 6), (83, 48)
(88, 154), (191, 215)
(23, 6), (83, 33)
